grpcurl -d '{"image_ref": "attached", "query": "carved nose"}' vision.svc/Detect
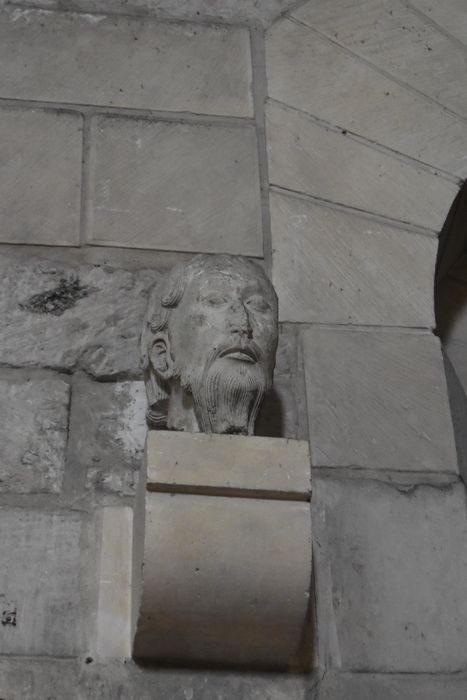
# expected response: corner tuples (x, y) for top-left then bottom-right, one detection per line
(229, 302), (253, 339)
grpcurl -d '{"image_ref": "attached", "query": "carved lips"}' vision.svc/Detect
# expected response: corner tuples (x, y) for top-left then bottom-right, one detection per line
(219, 345), (258, 363)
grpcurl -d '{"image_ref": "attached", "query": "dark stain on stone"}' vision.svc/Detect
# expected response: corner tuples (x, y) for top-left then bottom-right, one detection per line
(19, 276), (89, 316)
(1, 606), (17, 627)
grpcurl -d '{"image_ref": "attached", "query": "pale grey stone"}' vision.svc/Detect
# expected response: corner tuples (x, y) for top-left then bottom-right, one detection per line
(313, 479), (467, 672)
(266, 18), (467, 178)
(0, 375), (69, 494)
(5, 0), (302, 25)
(68, 378), (147, 496)
(409, 0), (467, 47)
(0, 107), (82, 246)
(0, 253), (158, 377)
(302, 328), (457, 473)
(0, 657), (313, 700)
(141, 255), (277, 435)
(0, 509), (86, 655)
(318, 671), (467, 700)
(266, 101), (458, 231)
(0, 7), (252, 116)
(89, 117), (262, 255)
(271, 190), (436, 326)
(292, 0), (467, 118)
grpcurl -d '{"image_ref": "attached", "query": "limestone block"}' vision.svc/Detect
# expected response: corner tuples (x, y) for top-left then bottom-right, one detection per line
(0, 375), (69, 494)
(0, 107), (82, 246)
(68, 378), (147, 496)
(266, 18), (467, 178)
(0, 657), (313, 700)
(317, 672), (467, 700)
(271, 190), (436, 326)
(409, 0), (467, 47)
(0, 509), (86, 656)
(292, 0), (467, 118)
(302, 328), (457, 473)
(89, 117), (262, 255)
(0, 7), (252, 116)
(0, 252), (158, 376)
(266, 101), (457, 231)
(145, 431), (311, 499)
(133, 434), (312, 667)
(313, 479), (467, 672)
(96, 507), (133, 658)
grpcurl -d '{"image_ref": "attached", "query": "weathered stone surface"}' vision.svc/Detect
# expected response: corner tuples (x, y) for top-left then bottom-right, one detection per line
(89, 117), (262, 255)
(266, 17), (467, 178)
(95, 507), (133, 658)
(271, 190), (436, 326)
(146, 431), (311, 498)
(313, 479), (467, 672)
(266, 101), (457, 230)
(293, 0), (467, 118)
(0, 657), (313, 700)
(0, 375), (69, 493)
(0, 106), (82, 246)
(5, 0), (302, 25)
(0, 7), (252, 116)
(302, 328), (457, 473)
(0, 509), (86, 655)
(68, 378), (146, 496)
(318, 671), (467, 700)
(0, 252), (158, 376)
(409, 0), (467, 47)
(134, 492), (312, 667)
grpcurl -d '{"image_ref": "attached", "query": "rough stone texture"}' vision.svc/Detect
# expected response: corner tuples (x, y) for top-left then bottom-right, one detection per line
(302, 328), (457, 473)
(312, 478), (467, 672)
(134, 492), (313, 667)
(0, 509), (86, 656)
(256, 325), (306, 440)
(266, 17), (467, 178)
(0, 7), (252, 116)
(89, 117), (262, 255)
(0, 252), (158, 377)
(292, 0), (467, 118)
(0, 375), (69, 494)
(409, 0), (467, 47)
(4, 0), (302, 25)
(271, 190), (436, 326)
(68, 378), (146, 496)
(317, 671), (467, 700)
(146, 431), (311, 498)
(0, 107), (82, 246)
(0, 657), (314, 700)
(266, 101), (458, 231)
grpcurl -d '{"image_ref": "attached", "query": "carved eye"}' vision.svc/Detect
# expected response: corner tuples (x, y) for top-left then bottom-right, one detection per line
(202, 293), (229, 306)
(245, 296), (271, 312)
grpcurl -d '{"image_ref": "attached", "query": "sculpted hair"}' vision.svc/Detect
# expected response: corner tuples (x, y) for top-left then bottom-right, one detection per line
(141, 254), (277, 428)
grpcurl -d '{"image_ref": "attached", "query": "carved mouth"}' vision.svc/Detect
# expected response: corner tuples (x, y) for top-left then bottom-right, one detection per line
(220, 346), (258, 363)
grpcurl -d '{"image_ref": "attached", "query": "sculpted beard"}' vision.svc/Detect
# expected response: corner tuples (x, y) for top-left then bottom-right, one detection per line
(177, 341), (271, 435)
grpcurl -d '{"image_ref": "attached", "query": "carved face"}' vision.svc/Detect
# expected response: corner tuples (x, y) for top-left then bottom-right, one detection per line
(146, 256), (278, 435)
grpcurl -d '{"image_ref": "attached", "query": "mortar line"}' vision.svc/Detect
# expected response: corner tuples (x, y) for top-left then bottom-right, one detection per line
(290, 322), (435, 334)
(250, 22), (273, 275)
(403, 0), (467, 55)
(0, 96), (255, 129)
(270, 184), (440, 238)
(286, 15), (467, 127)
(267, 97), (462, 185)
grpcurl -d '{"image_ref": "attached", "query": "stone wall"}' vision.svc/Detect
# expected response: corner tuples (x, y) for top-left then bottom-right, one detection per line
(0, 1), (466, 698)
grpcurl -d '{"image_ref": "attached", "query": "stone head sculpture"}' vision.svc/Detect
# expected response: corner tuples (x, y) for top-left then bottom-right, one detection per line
(141, 254), (278, 435)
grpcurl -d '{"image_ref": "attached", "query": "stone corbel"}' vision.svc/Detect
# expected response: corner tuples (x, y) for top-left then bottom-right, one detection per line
(131, 431), (313, 668)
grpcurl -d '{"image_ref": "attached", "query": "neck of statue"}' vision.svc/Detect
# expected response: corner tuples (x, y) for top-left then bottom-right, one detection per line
(166, 381), (200, 433)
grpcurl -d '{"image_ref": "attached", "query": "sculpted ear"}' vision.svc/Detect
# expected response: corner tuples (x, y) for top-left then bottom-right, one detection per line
(149, 332), (174, 380)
